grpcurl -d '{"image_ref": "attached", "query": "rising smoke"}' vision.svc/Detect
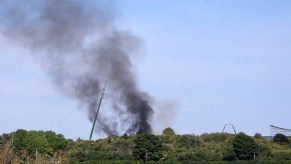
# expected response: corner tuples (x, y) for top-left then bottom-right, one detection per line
(0, 0), (153, 135)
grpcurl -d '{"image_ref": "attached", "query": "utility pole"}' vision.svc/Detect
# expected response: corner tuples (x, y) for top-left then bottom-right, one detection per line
(89, 81), (107, 140)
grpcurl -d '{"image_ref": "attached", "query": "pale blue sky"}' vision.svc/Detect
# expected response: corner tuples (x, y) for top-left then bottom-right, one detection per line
(1, 0), (291, 139)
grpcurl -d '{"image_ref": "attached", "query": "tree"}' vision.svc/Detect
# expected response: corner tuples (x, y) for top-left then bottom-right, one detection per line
(44, 131), (68, 151)
(11, 129), (68, 157)
(162, 127), (175, 136)
(162, 127), (176, 144)
(24, 130), (53, 155)
(273, 133), (289, 144)
(133, 134), (162, 161)
(254, 133), (262, 139)
(176, 135), (198, 148)
(121, 133), (128, 139)
(11, 129), (28, 153)
(222, 149), (236, 161)
(232, 132), (258, 160)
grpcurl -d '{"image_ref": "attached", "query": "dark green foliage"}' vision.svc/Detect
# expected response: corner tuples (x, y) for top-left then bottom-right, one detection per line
(70, 137), (135, 162)
(133, 134), (163, 161)
(233, 132), (258, 160)
(222, 150), (236, 161)
(121, 133), (128, 139)
(273, 133), (289, 144)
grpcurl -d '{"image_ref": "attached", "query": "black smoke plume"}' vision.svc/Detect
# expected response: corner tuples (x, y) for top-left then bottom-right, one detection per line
(0, 0), (153, 135)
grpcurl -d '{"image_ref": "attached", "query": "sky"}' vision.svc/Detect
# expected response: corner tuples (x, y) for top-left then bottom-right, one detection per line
(1, 0), (291, 139)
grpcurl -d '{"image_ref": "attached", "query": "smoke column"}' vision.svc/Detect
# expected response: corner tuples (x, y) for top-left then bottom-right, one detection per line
(0, 0), (153, 135)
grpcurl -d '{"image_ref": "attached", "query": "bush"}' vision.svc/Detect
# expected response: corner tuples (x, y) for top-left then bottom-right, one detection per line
(254, 133), (263, 139)
(133, 134), (163, 161)
(273, 133), (289, 144)
(222, 149), (236, 161)
(233, 132), (258, 160)
(272, 150), (291, 160)
(257, 144), (272, 160)
(176, 135), (198, 148)
(11, 129), (68, 157)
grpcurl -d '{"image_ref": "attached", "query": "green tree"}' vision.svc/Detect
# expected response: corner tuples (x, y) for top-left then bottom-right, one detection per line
(121, 133), (128, 140)
(162, 127), (176, 144)
(11, 129), (28, 153)
(25, 130), (53, 155)
(254, 133), (262, 139)
(273, 133), (289, 144)
(44, 131), (68, 151)
(232, 132), (258, 160)
(11, 129), (68, 157)
(222, 149), (236, 161)
(133, 134), (162, 161)
(162, 127), (175, 136)
(176, 135), (198, 148)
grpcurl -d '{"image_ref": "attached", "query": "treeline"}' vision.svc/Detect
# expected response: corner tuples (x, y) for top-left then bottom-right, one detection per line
(1, 128), (291, 163)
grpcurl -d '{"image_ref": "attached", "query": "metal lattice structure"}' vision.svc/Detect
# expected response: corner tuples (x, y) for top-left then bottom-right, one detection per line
(270, 125), (291, 137)
(222, 124), (237, 134)
(89, 81), (107, 140)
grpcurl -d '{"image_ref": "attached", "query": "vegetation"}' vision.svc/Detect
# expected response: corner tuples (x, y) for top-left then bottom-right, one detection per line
(1, 129), (291, 163)
(273, 133), (289, 144)
(232, 132), (258, 160)
(12, 129), (68, 157)
(133, 134), (162, 161)
(162, 127), (176, 136)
